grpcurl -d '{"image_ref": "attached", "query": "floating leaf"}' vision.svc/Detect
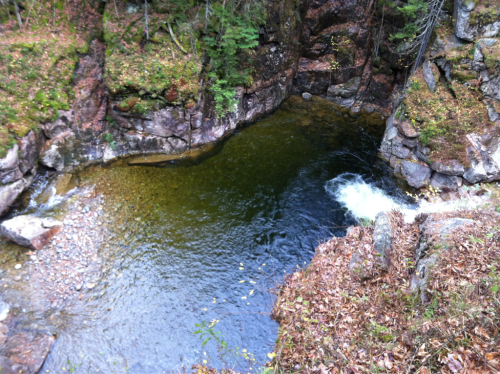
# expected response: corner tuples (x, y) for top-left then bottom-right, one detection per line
(239, 280), (245, 283)
(242, 296), (247, 299)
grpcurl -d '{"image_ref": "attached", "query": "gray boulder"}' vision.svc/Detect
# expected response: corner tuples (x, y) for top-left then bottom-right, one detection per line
(326, 77), (361, 98)
(372, 212), (392, 271)
(1, 215), (62, 250)
(411, 216), (475, 302)
(0, 144), (22, 186)
(430, 159), (465, 176)
(463, 133), (500, 183)
(430, 172), (463, 190)
(454, 0), (500, 41)
(18, 131), (45, 174)
(422, 61), (438, 92)
(144, 108), (189, 140)
(0, 179), (27, 216)
(401, 161), (432, 189)
(41, 110), (73, 139)
(0, 145), (19, 172)
(349, 212), (393, 280)
(0, 168), (23, 185)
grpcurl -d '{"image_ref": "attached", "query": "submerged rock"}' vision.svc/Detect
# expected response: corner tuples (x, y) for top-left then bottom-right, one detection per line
(1, 215), (63, 250)
(0, 331), (55, 374)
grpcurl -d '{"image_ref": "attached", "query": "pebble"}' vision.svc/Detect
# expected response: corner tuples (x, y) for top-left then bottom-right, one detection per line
(14, 276), (21, 282)
(14, 264), (21, 270)
(75, 284), (82, 291)
(86, 283), (96, 289)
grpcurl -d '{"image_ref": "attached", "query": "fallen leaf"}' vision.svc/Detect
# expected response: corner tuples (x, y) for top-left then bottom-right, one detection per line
(447, 354), (463, 373)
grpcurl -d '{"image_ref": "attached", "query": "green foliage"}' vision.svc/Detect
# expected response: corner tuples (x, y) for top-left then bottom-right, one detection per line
(204, 2), (264, 116)
(104, 133), (114, 143)
(389, 0), (428, 42)
(103, 132), (117, 149)
(366, 321), (397, 342)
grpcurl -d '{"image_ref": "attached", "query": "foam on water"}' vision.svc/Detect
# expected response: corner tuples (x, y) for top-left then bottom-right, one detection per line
(325, 173), (478, 223)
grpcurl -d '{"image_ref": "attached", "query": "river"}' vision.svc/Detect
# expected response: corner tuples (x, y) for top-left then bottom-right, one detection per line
(0, 96), (408, 373)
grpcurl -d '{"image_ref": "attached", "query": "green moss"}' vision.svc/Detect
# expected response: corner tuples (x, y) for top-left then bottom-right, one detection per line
(404, 67), (491, 163)
(469, 7), (499, 27)
(130, 99), (157, 115)
(0, 37), (79, 152)
(450, 68), (478, 83)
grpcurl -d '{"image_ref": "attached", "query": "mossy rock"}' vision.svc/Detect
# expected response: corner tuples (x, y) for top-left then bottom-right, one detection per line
(117, 97), (139, 112)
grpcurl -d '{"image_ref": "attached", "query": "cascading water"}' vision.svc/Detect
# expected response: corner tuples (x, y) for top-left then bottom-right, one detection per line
(325, 172), (480, 223)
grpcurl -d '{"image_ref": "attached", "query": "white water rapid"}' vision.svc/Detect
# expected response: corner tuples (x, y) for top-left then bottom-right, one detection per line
(325, 173), (479, 223)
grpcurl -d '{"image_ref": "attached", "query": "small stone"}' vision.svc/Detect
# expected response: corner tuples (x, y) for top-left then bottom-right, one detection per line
(0, 298), (10, 321)
(76, 284), (82, 291)
(66, 233), (72, 240)
(86, 282), (96, 289)
(14, 264), (21, 270)
(302, 92), (312, 101)
(14, 276), (21, 282)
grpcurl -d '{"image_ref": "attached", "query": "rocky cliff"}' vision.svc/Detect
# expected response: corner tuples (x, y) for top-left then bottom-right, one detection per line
(380, 0), (500, 195)
(1, 0), (500, 217)
(0, 0), (304, 215)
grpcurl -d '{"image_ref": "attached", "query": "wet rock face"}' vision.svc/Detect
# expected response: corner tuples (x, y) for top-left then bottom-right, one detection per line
(0, 135), (42, 216)
(293, 0), (400, 114)
(30, 0), (301, 177)
(0, 215), (63, 250)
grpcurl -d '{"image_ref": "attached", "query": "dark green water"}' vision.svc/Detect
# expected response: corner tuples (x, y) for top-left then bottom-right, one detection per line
(37, 96), (401, 373)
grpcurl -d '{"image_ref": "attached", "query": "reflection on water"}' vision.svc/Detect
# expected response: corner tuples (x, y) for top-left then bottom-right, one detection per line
(28, 96), (405, 373)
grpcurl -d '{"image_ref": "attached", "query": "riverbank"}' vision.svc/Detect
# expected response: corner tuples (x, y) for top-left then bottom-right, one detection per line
(270, 186), (500, 374)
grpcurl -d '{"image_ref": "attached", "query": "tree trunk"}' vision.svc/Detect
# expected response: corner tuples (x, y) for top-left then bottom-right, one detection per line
(13, 0), (22, 31)
(144, 0), (149, 40)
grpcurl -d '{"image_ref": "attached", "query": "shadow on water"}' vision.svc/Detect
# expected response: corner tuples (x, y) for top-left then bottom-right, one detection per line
(26, 96), (407, 373)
